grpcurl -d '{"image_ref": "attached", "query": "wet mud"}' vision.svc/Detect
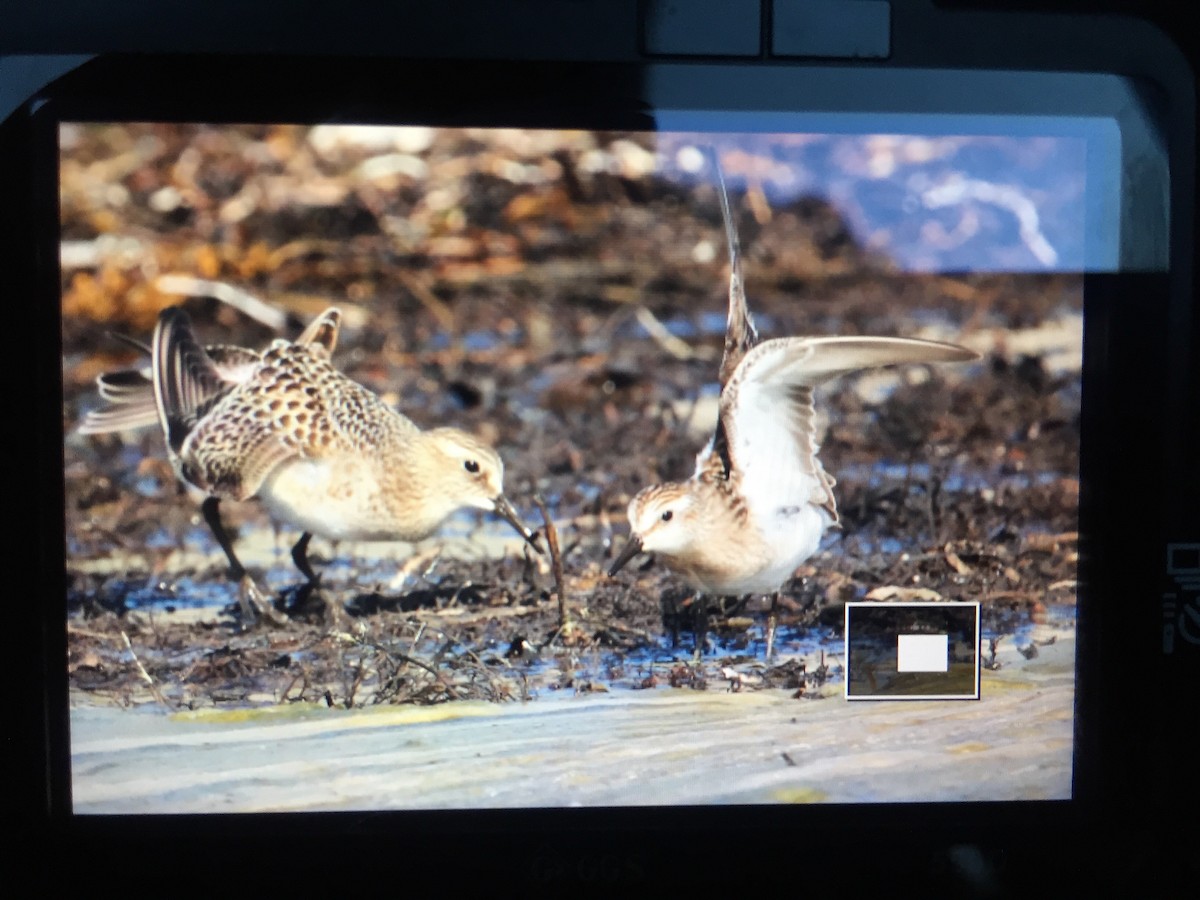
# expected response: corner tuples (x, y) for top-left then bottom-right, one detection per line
(61, 125), (1081, 711)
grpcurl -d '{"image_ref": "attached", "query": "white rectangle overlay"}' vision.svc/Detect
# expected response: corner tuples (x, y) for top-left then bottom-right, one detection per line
(896, 633), (949, 672)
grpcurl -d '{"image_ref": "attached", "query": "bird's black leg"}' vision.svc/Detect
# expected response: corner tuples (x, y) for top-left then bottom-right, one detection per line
(202, 496), (287, 626)
(766, 592), (779, 662)
(693, 593), (709, 661)
(201, 496), (246, 579)
(290, 531), (318, 582)
(662, 592), (681, 649)
(287, 532), (327, 614)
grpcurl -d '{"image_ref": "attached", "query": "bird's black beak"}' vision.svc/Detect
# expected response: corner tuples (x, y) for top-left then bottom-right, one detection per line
(493, 494), (544, 554)
(608, 534), (643, 577)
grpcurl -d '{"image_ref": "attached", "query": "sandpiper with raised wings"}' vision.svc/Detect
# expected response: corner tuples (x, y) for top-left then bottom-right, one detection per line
(79, 306), (339, 437)
(82, 306), (541, 620)
(607, 156), (979, 653)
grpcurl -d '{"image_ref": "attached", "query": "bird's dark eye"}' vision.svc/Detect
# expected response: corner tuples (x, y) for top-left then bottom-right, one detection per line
(464, 460), (480, 474)
(661, 510), (673, 522)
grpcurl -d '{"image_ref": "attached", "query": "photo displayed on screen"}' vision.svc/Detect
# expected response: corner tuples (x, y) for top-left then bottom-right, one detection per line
(62, 123), (1082, 811)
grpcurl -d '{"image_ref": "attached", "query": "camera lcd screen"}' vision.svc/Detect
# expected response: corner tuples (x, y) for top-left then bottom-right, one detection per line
(62, 117), (1100, 811)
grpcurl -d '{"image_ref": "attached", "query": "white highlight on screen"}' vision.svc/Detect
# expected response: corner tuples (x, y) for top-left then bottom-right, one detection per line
(896, 633), (948, 673)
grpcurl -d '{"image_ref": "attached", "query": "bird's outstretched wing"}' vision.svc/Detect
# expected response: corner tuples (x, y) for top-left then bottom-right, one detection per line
(716, 335), (979, 523)
(79, 344), (259, 435)
(150, 307), (238, 455)
(79, 308), (341, 435)
(704, 149), (761, 481)
(712, 149), (759, 390)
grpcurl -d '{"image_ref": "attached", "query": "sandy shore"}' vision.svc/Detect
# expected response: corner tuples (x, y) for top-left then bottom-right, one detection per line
(70, 631), (1073, 812)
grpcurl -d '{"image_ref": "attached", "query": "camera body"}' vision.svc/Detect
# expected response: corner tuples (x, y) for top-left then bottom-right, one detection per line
(4, 0), (1197, 891)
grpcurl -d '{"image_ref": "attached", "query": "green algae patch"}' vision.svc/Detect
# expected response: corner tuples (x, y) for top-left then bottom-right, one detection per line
(171, 703), (329, 724)
(805, 682), (843, 700)
(978, 674), (1039, 694)
(771, 787), (829, 804)
(170, 701), (502, 728)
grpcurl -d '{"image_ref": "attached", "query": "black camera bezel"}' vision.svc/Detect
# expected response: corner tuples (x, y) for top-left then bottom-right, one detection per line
(6, 2), (1197, 889)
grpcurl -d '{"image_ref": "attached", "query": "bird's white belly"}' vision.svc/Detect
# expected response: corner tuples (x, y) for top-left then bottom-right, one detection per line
(258, 458), (398, 542)
(730, 504), (831, 595)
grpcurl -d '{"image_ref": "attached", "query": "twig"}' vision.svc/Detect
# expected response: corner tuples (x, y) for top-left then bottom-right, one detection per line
(601, 616), (659, 646)
(156, 275), (289, 331)
(121, 631), (168, 706)
(387, 546), (442, 592)
(532, 494), (569, 629)
(394, 270), (457, 334)
(278, 671), (301, 704)
(633, 306), (695, 360)
(345, 658), (365, 708)
(408, 622), (426, 656)
(362, 631), (464, 703)
(446, 581), (474, 609)
(404, 652), (463, 701)
(388, 645), (461, 699)
(457, 645), (515, 702)
(67, 624), (116, 640)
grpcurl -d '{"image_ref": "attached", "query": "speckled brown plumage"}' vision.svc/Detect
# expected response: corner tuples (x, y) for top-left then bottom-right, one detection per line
(79, 304), (543, 610)
(177, 340), (417, 502)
